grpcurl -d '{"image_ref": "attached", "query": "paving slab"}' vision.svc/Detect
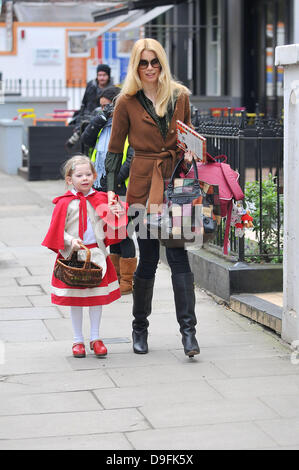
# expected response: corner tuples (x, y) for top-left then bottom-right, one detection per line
(0, 408), (149, 440)
(0, 391), (102, 416)
(26, 265), (55, 276)
(126, 421), (277, 450)
(0, 279), (18, 287)
(16, 275), (50, 286)
(255, 418), (299, 447)
(27, 296), (54, 307)
(0, 296), (33, 308)
(0, 267), (29, 278)
(6, 370), (116, 393)
(93, 379), (222, 409)
(207, 375), (299, 400)
(258, 394), (299, 419)
(0, 319), (53, 343)
(0, 286), (43, 297)
(0, 433), (133, 450)
(0, 306), (61, 321)
(172, 342), (291, 363)
(139, 397), (279, 428)
(212, 356), (299, 378)
(106, 362), (227, 388)
(0, 350), (71, 375)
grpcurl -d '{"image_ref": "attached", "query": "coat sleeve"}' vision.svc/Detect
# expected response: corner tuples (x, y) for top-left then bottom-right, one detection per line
(117, 145), (134, 184)
(184, 93), (192, 127)
(80, 112), (107, 147)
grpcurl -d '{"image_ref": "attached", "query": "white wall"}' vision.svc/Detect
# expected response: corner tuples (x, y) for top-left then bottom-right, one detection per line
(294, 0), (299, 44)
(276, 44), (299, 345)
(0, 27), (6, 51)
(0, 24), (98, 109)
(1, 26), (66, 82)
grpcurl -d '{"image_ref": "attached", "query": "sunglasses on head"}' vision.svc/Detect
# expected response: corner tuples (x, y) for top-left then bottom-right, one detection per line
(138, 58), (161, 70)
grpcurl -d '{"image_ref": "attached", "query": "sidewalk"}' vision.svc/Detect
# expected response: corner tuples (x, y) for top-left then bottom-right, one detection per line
(0, 170), (298, 450)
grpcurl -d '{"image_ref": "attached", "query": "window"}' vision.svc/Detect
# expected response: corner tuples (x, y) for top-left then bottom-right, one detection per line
(206, 0), (221, 96)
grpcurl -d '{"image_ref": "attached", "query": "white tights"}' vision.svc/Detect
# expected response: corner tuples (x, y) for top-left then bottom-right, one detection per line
(70, 306), (103, 344)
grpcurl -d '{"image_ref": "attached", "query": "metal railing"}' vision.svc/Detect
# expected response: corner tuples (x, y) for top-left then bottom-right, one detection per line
(2, 78), (87, 111)
(192, 108), (284, 263)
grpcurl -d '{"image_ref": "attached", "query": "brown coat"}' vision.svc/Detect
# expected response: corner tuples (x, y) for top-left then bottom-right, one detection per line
(108, 91), (191, 210)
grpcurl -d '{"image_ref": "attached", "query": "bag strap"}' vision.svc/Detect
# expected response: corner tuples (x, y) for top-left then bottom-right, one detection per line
(206, 152), (228, 164)
(171, 156), (199, 181)
(167, 157), (200, 197)
(220, 163), (244, 201)
(223, 200), (233, 255)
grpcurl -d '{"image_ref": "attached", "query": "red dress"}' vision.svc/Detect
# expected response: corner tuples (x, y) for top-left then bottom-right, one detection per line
(42, 191), (128, 307)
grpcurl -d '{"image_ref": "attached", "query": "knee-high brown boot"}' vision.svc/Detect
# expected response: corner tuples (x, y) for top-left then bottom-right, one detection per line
(109, 254), (120, 281)
(119, 257), (137, 295)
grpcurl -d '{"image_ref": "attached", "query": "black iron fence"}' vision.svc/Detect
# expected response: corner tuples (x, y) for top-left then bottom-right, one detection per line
(191, 108), (284, 263)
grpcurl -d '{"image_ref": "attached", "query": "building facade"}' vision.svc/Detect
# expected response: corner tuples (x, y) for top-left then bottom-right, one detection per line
(142, 0), (296, 117)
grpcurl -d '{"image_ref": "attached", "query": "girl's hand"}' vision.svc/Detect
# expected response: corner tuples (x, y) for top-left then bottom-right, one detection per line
(109, 201), (125, 219)
(107, 191), (124, 219)
(184, 150), (198, 163)
(108, 191), (117, 206)
(71, 238), (83, 251)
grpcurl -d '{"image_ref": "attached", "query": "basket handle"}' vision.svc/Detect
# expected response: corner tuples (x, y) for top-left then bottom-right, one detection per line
(79, 243), (91, 269)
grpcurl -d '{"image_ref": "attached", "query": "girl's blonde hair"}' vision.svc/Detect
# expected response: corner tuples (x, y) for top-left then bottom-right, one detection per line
(62, 154), (97, 181)
(120, 38), (190, 117)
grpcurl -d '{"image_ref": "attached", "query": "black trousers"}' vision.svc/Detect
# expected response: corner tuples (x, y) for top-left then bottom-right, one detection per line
(135, 237), (191, 280)
(127, 209), (191, 279)
(110, 237), (136, 258)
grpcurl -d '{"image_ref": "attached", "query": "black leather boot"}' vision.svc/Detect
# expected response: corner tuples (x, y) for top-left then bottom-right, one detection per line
(132, 275), (155, 354)
(171, 272), (200, 357)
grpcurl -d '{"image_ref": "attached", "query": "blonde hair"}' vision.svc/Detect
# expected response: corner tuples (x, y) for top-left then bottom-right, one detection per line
(62, 154), (97, 182)
(120, 38), (190, 117)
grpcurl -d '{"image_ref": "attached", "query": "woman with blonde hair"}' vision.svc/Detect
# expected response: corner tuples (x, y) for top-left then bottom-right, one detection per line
(105, 38), (200, 358)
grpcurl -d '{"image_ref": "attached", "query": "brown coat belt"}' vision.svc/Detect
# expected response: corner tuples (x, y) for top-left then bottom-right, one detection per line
(133, 149), (179, 212)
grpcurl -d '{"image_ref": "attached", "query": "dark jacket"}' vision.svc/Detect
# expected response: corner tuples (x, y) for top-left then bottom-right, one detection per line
(81, 109), (134, 196)
(80, 78), (112, 115)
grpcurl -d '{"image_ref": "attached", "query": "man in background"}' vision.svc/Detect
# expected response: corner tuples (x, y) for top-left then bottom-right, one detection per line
(66, 64), (112, 151)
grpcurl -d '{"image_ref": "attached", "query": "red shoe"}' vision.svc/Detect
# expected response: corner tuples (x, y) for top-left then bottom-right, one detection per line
(72, 343), (86, 358)
(90, 340), (107, 357)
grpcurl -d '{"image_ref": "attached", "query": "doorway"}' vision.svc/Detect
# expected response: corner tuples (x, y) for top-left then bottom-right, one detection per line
(243, 0), (291, 117)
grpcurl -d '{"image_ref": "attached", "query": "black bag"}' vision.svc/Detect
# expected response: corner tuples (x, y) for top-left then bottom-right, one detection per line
(147, 157), (221, 248)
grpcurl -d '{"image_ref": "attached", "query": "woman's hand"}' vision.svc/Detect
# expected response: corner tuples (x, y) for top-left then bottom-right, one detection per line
(184, 150), (198, 163)
(71, 238), (83, 251)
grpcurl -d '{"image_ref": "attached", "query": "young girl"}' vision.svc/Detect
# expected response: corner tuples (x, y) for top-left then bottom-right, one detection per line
(81, 86), (137, 295)
(42, 155), (126, 358)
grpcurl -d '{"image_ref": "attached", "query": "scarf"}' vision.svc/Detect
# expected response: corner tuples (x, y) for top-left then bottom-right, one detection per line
(94, 117), (112, 188)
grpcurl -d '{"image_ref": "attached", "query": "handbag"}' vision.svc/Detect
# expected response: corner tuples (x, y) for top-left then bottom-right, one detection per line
(186, 153), (244, 254)
(147, 157), (221, 248)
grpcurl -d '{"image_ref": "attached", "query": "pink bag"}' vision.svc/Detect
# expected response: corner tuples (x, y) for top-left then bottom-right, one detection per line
(186, 154), (244, 254)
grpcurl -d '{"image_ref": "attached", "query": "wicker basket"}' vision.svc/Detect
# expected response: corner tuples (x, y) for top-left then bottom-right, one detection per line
(54, 243), (103, 288)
